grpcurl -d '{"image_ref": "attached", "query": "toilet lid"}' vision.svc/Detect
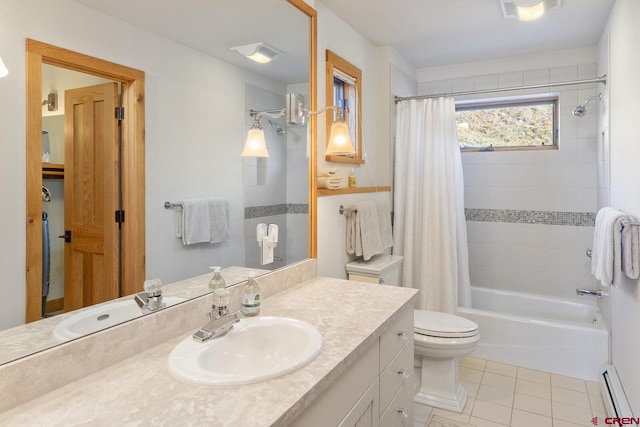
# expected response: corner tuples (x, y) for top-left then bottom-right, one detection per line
(414, 310), (478, 338)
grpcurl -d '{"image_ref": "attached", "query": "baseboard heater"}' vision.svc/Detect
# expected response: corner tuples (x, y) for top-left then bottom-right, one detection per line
(601, 365), (634, 418)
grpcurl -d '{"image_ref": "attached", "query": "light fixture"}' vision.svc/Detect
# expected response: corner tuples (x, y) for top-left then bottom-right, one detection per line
(230, 42), (283, 64)
(0, 56), (8, 78)
(242, 93), (356, 157)
(499, 0), (561, 21)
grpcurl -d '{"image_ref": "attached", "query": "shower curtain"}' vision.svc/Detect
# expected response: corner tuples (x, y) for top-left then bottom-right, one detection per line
(393, 97), (471, 313)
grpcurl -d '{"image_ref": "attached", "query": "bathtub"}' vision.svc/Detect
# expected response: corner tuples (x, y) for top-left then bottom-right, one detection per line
(457, 287), (608, 382)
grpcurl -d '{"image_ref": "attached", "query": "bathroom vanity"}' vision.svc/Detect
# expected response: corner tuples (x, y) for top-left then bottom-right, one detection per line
(0, 260), (417, 426)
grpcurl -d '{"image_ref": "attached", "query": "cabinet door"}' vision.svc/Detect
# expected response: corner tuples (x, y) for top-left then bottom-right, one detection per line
(339, 378), (380, 427)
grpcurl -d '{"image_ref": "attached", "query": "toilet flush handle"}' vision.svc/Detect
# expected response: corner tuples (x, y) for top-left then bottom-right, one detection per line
(396, 368), (411, 379)
(397, 330), (410, 341)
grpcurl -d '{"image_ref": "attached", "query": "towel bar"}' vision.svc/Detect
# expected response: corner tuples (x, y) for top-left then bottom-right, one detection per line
(339, 205), (357, 215)
(164, 201), (182, 209)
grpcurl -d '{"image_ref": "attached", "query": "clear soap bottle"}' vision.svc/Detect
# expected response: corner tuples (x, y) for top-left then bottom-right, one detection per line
(241, 271), (261, 316)
(208, 266), (226, 291)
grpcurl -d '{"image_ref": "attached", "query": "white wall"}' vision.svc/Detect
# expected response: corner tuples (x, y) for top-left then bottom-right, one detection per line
(0, 0), (289, 329)
(416, 51), (602, 301)
(599, 0), (640, 414)
(314, 2), (397, 278)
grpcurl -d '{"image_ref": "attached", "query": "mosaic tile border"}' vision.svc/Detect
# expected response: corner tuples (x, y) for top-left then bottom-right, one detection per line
(465, 208), (596, 227)
(245, 203), (308, 219)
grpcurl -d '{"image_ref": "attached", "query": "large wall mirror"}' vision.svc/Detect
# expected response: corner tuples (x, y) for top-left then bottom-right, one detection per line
(1, 0), (316, 365)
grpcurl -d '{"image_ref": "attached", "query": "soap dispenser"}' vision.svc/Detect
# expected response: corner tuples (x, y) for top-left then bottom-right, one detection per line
(241, 271), (261, 316)
(208, 266), (226, 291)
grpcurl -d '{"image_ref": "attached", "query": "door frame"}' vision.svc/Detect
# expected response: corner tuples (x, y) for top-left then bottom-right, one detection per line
(25, 39), (145, 323)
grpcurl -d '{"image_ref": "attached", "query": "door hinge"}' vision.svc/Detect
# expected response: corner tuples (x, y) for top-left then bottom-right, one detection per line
(115, 210), (125, 224)
(115, 107), (125, 120)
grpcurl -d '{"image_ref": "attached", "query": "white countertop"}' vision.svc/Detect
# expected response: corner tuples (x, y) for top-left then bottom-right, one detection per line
(0, 277), (417, 426)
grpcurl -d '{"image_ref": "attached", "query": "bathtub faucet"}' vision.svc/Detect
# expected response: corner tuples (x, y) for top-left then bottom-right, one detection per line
(576, 288), (608, 298)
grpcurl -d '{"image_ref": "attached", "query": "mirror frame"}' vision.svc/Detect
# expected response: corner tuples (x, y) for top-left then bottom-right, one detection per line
(24, 0), (317, 324)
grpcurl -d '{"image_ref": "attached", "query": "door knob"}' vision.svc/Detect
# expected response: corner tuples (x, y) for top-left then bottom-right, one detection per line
(58, 230), (71, 242)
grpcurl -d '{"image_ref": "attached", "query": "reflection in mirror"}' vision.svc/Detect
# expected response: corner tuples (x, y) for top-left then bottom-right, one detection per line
(325, 50), (363, 164)
(0, 0), (315, 366)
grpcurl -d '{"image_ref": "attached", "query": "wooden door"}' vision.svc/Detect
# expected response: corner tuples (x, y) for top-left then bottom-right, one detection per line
(63, 83), (119, 311)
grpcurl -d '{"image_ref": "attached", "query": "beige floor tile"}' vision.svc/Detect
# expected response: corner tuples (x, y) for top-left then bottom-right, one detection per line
(433, 397), (474, 424)
(552, 401), (593, 424)
(477, 384), (515, 408)
(427, 415), (468, 427)
(469, 416), (509, 427)
(551, 374), (587, 393)
(588, 392), (606, 413)
(515, 379), (551, 400)
(513, 392), (552, 417)
(482, 372), (517, 392)
(549, 419), (585, 427)
(592, 410), (607, 420)
(461, 356), (488, 371)
(463, 379), (480, 399)
(471, 400), (512, 425)
(551, 386), (590, 409)
(511, 408), (553, 427)
(485, 361), (518, 378)
(460, 366), (484, 384)
(517, 367), (551, 385)
(586, 381), (601, 396)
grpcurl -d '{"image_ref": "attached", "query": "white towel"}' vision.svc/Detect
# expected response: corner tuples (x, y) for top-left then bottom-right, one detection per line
(318, 176), (342, 189)
(176, 199), (231, 245)
(208, 199), (231, 244)
(177, 199), (210, 245)
(318, 167), (338, 177)
(622, 217), (640, 280)
(375, 200), (393, 250)
(591, 207), (633, 287)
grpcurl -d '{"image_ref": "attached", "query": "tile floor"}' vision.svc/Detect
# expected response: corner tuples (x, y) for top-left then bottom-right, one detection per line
(422, 357), (606, 427)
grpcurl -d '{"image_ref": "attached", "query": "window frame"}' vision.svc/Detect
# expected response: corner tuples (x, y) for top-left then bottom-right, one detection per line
(455, 94), (560, 152)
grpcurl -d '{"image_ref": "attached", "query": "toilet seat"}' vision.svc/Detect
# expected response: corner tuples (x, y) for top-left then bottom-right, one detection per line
(414, 310), (478, 338)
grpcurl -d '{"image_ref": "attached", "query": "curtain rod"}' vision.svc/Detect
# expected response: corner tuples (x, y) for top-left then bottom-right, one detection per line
(394, 75), (607, 103)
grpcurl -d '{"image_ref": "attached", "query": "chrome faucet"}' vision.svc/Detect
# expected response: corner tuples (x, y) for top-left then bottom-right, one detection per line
(193, 310), (243, 343)
(576, 288), (608, 298)
(134, 278), (166, 313)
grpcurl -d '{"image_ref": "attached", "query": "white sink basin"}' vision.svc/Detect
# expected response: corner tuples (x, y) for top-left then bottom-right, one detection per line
(53, 297), (184, 341)
(168, 316), (323, 386)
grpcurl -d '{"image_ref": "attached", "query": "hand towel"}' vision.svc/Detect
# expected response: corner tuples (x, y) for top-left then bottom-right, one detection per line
(346, 209), (357, 255)
(622, 218), (640, 280)
(318, 176), (342, 189)
(375, 200), (393, 250)
(354, 201), (384, 261)
(177, 199), (210, 245)
(318, 167), (338, 177)
(208, 199), (231, 244)
(591, 207), (630, 287)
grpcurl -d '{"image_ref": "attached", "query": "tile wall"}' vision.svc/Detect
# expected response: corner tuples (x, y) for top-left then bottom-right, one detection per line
(418, 64), (600, 300)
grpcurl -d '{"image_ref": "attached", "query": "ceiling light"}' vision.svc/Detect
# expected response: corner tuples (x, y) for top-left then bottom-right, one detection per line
(499, 0), (561, 21)
(230, 43), (283, 64)
(0, 56), (8, 78)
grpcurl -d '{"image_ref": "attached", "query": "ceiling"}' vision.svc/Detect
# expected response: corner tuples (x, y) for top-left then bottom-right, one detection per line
(71, 0), (309, 84)
(319, 0), (616, 69)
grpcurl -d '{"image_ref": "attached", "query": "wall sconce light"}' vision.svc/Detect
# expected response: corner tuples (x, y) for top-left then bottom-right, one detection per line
(231, 42), (283, 64)
(42, 92), (58, 112)
(242, 93), (355, 158)
(0, 56), (8, 78)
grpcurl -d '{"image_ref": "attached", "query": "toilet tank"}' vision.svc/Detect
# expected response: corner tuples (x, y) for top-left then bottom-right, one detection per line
(346, 254), (403, 286)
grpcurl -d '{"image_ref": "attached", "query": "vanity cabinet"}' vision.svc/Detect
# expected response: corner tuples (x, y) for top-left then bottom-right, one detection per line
(291, 304), (414, 427)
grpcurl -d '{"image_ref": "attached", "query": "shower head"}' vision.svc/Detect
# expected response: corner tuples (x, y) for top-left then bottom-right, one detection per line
(572, 93), (602, 117)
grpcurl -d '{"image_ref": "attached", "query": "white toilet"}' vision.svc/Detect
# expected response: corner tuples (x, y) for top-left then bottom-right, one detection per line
(346, 254), (479, 413)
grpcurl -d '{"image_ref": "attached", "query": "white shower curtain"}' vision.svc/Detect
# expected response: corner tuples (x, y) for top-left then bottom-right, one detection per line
(393, 97), (471, 313)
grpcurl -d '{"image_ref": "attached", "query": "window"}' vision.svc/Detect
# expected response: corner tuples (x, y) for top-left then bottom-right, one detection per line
(456, 95), (559, 151)
(326, 50), (363, 164)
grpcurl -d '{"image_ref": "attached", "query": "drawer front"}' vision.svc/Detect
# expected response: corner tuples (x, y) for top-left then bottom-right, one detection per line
(379, 340), (414, 416)
(380, 377), (414, 427)
(380, 306), (413, 370)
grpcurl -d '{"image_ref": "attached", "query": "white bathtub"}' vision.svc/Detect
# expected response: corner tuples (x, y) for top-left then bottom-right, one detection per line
(457, 287), (608, 382)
